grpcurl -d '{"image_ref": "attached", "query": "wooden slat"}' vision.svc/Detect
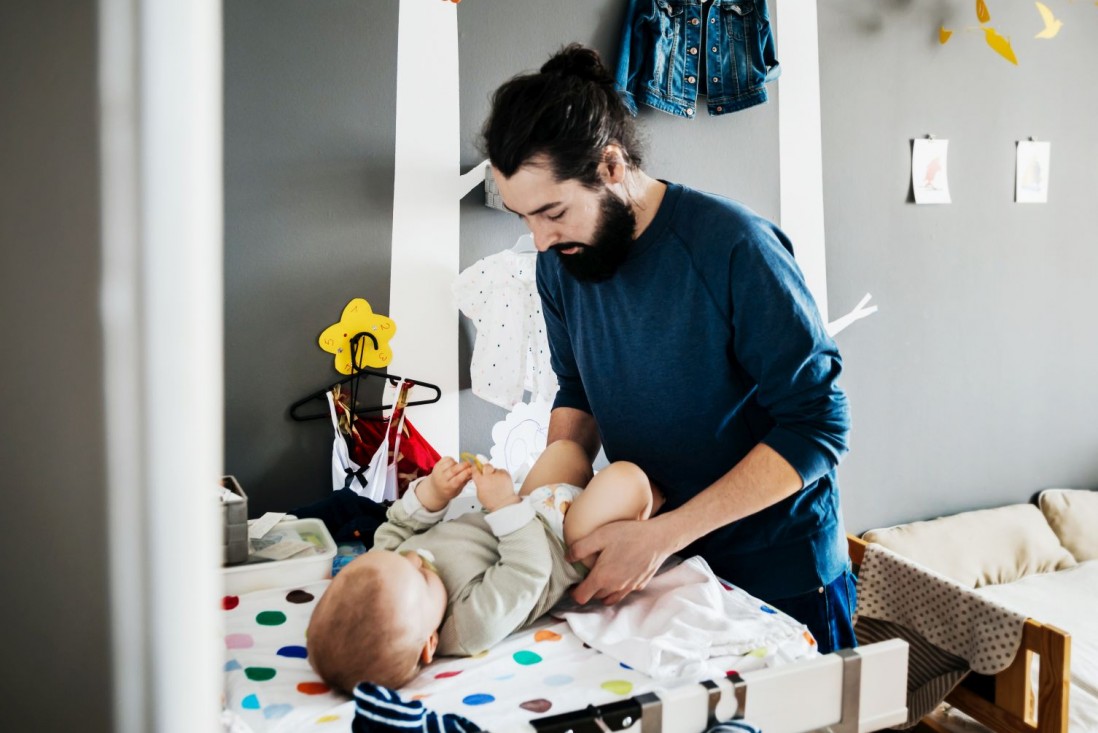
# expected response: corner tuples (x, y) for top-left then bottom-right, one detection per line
(947, 684), (1036, 733)
(1032, 621), (1071, 733)
(995, 646), (1034, 722)
(847, 534), (866, 568)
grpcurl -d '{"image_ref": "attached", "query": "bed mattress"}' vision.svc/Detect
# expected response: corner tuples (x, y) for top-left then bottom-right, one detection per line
(974, 559), (1098, 733)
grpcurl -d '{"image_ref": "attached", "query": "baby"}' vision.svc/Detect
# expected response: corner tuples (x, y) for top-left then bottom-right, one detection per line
(307, 439), (662, 692)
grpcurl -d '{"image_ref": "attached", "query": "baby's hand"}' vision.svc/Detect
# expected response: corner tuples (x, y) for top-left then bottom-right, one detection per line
(416, 457), (473, 512)
(471, 463), (520, 513)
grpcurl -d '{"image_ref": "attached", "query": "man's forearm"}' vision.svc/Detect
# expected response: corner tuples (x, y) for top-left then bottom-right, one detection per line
(658, 442), (804, 552)
(546, 406), (601, 462)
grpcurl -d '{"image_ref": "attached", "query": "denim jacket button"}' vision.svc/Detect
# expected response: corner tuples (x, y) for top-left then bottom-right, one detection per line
(715, 106), (723, 112)
(711, 45), (718, 53)
(687, 75), (696, 84)
(712, 76), (719, 83)
(688, 46), (698, 55)
(691, 17), (700, 25)
(685, 108), (695, 116)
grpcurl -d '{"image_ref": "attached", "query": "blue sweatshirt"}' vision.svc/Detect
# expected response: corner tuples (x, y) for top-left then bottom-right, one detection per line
(536, 182), (851, 601)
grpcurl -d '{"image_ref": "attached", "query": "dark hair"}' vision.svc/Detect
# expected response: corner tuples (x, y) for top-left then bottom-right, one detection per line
(482, 44), (642, 187)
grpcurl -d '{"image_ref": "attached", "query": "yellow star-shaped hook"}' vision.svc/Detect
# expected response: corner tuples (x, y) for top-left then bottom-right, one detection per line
(318, 298), (397, 374)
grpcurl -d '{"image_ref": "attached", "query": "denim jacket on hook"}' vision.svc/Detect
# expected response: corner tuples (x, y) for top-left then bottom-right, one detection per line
(615, 0), (780, 119)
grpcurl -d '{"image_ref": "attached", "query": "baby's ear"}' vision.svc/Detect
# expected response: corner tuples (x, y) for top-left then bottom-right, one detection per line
(420, 630), (439, 665)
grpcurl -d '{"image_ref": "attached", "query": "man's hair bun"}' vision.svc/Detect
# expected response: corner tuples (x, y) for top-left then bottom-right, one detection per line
(483, 43), (642, 181)
(540, 43), (614, 86)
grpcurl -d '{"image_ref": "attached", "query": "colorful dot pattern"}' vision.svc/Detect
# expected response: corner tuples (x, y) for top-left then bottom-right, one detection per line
(512, 650), (542, 665)
(256, 610), (287, 626)
(224, 580), (816, 731)
(224, 583), (346, 729)
(277, 645), (308, 659)
(244, 667), (276, 682)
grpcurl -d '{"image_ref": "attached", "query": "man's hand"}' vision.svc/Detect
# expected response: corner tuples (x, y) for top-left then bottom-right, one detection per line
(471, 462), (520, 513)
(416, 457), (474, 512)
(567, 516), (679, 605)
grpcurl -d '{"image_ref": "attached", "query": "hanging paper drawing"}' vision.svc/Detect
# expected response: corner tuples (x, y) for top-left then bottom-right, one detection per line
(912, 138), (952, 205)
(1015, 140), (1051, 203)
(318, 298), (397, 374)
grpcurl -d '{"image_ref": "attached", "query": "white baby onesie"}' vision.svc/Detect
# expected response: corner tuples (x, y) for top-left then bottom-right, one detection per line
(453, 248), (557, 409)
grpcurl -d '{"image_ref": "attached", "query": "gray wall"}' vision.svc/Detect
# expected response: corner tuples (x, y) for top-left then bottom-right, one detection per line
(224, 0), (399, 514)
(225, 0), (1098, 535)
(0, 3), (114, 731)
(818, 1), (1098, 532)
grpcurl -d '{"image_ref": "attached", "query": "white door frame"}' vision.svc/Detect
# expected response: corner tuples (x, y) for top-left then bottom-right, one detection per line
(100, 1), (223, 730)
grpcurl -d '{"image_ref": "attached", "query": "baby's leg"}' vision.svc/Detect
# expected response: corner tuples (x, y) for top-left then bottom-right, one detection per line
(563, 461), (663, 567)
(518, 439), (594, 497)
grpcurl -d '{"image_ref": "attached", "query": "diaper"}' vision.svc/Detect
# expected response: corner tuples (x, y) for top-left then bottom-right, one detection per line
(525, 483), (583, 544)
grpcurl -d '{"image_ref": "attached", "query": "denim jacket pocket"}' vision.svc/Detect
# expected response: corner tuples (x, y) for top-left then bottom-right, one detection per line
(719, 0), (756, 42)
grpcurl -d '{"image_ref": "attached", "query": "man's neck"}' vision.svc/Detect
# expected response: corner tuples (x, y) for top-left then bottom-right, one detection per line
(625, 171), (667, 239)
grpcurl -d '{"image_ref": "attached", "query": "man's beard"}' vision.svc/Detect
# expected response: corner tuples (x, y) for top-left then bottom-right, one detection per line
(553, 191), (636, 282)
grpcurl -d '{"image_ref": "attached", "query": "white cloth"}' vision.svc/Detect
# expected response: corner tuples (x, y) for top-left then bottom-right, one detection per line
(358, 426), (398, 503)
(559, 556), (812, 681)
(453, 248), (557, 409)
(328, 391), (367, 493)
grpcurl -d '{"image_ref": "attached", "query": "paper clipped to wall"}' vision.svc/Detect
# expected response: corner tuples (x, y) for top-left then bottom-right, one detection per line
(1016, 140), (1051, 204)
(912, 138), (951, 205)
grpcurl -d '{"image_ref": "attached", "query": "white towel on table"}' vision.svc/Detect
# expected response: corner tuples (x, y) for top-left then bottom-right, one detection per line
(559, 556), (810, 681)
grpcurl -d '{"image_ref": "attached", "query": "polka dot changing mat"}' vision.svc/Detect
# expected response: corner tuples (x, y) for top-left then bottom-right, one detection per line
(223, 580), (816, 732)
(222, 582), (349, 732)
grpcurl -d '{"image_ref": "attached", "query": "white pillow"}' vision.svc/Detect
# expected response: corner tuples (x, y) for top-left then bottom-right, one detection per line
(862, 503), (1077, 588)
(1038, 488), (1098, 562)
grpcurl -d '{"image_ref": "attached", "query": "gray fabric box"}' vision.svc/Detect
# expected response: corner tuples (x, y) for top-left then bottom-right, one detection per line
(220, 475), (249, 566)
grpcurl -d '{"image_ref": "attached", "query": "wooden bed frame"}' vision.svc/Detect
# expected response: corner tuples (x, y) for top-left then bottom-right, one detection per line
(847, 535), (1071, 733)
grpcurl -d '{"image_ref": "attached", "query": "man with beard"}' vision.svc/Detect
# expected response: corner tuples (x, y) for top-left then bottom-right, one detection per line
(482, 45), (855, 653)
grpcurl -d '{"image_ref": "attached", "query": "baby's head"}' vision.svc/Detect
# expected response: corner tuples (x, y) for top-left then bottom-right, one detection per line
(307, 549), (448, 691)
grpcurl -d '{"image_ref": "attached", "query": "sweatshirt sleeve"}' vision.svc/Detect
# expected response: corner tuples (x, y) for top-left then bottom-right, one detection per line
(536, 253), (592, 415)
(728, 222), (850, 487)
(371, 479), (448, 551)
(437, 503), (554, 656)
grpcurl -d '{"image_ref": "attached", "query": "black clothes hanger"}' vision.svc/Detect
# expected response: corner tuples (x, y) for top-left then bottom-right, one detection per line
(288, 331), (441, 421)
